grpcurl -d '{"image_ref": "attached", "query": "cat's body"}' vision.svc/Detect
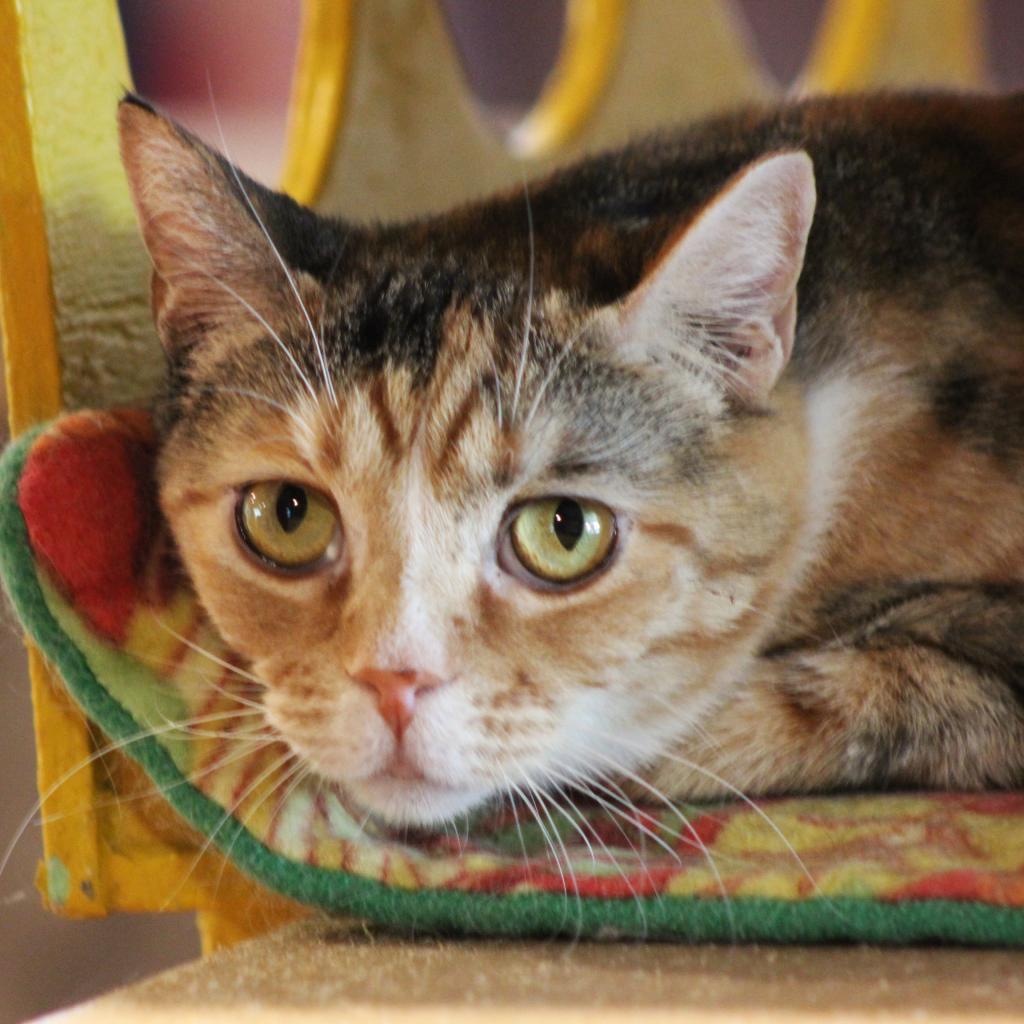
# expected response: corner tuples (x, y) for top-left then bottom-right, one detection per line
(119, 91), (1024, 828)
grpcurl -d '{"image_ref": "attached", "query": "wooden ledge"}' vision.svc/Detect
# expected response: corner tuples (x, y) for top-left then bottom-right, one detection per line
(46, 917), (1024, 1023)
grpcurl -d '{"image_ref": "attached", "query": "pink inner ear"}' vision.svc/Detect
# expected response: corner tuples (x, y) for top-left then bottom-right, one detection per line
(619, 151), (816, 404)
(119, 101), (292, 347)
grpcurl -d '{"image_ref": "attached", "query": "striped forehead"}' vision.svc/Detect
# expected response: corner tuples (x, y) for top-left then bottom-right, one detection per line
(290, 363), (505, 504)
(268, 282), (709, 505)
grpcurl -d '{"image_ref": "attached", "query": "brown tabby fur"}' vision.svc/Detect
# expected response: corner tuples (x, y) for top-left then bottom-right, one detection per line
(119, 90), (1024, 827)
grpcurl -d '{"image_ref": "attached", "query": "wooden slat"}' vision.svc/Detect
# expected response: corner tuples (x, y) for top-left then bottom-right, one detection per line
(12, 0), (161, 410)
(310, 0), (768, 220)
(50, 917), (1024, 1023)
(279, 0), (354, 205)
(0, 0), (63, 435)
(0, 0), (100, 920)
(803, 0), (985, 92)
(0, 0), (302, 940)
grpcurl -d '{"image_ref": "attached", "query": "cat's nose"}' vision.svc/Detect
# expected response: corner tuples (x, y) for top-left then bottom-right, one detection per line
(350, 666), (441, 740)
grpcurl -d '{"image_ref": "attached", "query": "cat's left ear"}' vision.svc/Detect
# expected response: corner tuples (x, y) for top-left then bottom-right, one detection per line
(118, 95), (324, 353)
(613, 151), (816, 406)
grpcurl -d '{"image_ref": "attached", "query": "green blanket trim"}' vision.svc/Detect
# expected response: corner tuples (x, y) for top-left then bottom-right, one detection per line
(3, 427), (1024, 944)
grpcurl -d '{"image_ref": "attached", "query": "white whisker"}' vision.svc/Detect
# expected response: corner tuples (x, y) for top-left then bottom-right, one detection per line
(212, 387), (316, 437)
(580, 725), (818, 896)
(534, 765), (654, 934)
(505, 776), (572, 928)
(212, 757), (310, 896)
(579, 748), (736, 937)
(151, 618), (267, 691)
(523, 777), (583, 934)
(38, 733), (276, 828)
(510, 167), (536, 424)
(485, 348), (505, 433)
(179, 262), (319, 404)
(0, 709), (274, 882)
(206, 84), (338, 409)
(497, 766), (531, 874)
(161, 746), (296, 910)
(523, 316), (591, 431)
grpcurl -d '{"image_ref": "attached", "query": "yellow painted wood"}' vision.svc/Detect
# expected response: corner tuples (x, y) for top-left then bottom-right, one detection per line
(312, 0), (768, 221)
(2, 0), (297, 944)
(508, 0), (626, 159)
(15, 0), (161, 410)
(280, 0), (354, 205)
(0, 0), (101, 920)
(196, 902), (308, 955)
(29, 650), (107, 917)
(803, 0), (986, 93)
(0, 0), (63, 434)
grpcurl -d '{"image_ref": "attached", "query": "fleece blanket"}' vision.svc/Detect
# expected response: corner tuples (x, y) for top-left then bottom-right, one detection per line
(2, 409), (1024, 944)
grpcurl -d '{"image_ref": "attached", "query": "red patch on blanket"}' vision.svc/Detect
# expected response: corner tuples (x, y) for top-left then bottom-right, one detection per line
(19, 411), (157, 643)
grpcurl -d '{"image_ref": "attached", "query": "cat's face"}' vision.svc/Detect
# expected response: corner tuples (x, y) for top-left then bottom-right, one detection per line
(120, 98), (815, 826)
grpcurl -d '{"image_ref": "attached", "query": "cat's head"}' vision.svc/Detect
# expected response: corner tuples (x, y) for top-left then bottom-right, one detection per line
(119, 97), (815, 826)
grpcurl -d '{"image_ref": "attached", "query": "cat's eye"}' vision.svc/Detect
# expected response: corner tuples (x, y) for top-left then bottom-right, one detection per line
(236, 481), (340, 572)
(506, 497), (617, 587)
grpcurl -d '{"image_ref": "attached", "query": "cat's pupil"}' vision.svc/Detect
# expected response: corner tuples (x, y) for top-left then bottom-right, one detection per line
(552, 500), (584, 550)
(276, 485), (307, 534)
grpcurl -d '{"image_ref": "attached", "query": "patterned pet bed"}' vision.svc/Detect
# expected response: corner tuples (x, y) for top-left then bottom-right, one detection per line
(2, 410), (1023, 943)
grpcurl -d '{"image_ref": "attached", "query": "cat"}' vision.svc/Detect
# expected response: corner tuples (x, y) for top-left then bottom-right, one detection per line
(118, 90), (1024, 829)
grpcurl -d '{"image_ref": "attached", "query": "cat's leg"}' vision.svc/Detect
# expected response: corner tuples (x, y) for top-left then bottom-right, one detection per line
(653, 584), (1024, 800)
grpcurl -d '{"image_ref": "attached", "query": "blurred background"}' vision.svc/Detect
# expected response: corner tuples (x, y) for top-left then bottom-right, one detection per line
(2, 2), (1024, 1020)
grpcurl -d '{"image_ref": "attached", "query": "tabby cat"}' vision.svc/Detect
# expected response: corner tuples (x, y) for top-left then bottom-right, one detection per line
(118, 91), (1024, 827)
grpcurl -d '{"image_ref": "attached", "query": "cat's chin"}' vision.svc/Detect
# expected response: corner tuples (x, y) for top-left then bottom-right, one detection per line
(344, 772), (491, 828)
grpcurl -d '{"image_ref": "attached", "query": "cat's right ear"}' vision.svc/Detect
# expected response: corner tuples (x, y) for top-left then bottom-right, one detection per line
(608, 151), (816, 407)
(118, 95), (303, 350)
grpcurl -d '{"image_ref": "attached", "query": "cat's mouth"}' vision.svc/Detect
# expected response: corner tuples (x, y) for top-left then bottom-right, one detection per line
(373, 750), (429, 782)
(348, 770), (491, 828)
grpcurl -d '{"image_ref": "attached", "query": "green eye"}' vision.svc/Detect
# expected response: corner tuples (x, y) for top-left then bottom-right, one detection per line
(509, 498), (617, 585)
(237, 482), (339, 570)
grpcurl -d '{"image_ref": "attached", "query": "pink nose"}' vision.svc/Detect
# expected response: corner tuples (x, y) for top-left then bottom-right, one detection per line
(350, 666), (441, 739)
